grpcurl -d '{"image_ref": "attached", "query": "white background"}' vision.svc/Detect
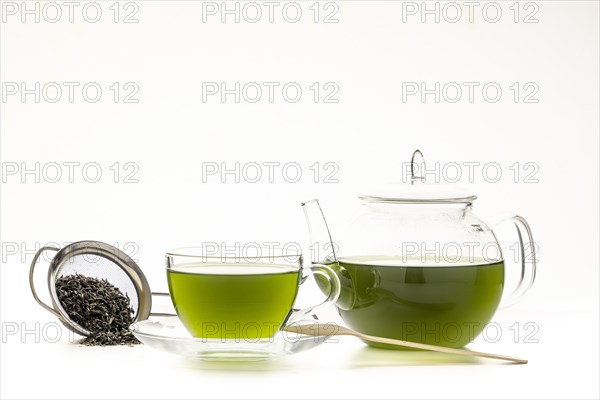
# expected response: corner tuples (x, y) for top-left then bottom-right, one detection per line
(1, 1), (599, 399)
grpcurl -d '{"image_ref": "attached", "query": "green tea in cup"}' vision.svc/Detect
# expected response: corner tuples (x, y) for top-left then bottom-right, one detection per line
(166, 246), (340, 340)
(168, 263), (300, 339)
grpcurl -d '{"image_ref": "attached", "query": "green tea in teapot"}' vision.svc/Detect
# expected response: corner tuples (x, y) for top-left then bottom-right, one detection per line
(301, 152), (536, 349)
(327, 256), (504, 348)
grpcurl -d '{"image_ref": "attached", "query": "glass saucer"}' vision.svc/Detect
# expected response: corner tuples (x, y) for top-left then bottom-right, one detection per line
(130, 316), (330, 361)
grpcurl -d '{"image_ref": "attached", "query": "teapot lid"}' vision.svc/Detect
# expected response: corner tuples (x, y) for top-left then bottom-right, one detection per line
(358, 150), (477, 204)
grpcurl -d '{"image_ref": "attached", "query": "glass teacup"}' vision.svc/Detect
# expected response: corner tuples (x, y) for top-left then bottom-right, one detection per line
(166, 245), (340, 341)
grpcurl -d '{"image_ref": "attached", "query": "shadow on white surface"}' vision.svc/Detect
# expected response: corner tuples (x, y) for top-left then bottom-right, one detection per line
(177, 357), (297, 373)
(171, 342), (516, 373)
(346, 346), (487, 368)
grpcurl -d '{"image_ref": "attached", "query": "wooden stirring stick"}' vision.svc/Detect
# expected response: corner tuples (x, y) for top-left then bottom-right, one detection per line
(283, 324), (528, 364)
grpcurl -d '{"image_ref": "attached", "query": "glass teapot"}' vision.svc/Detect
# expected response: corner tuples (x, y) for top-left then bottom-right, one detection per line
(302, 150), (537, 348)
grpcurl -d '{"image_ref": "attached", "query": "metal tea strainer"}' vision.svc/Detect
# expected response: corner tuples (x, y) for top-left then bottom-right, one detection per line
(29, 240), (170, 337)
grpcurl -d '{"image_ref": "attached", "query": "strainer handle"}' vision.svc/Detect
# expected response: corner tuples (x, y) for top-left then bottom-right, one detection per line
(29, 246), (62, 319)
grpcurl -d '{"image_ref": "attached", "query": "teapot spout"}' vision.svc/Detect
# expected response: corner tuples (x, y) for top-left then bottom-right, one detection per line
(301, 199), (338, 264)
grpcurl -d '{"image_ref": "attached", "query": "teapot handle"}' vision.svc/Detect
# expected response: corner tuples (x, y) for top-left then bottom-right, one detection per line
(495, 215), (537, 309)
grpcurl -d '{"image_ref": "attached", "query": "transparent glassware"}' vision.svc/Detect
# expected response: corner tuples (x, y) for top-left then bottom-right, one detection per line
(165, 246), (340, 338)
(130, 315), (331, 361)
(302, 150), (536, 348)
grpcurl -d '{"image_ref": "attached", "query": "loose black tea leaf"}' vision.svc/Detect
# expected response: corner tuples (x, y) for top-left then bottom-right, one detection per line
(55, 274), (141, 346)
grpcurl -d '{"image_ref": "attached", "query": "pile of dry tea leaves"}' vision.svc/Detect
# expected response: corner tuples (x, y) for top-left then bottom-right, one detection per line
(55, 274), (141, 346)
